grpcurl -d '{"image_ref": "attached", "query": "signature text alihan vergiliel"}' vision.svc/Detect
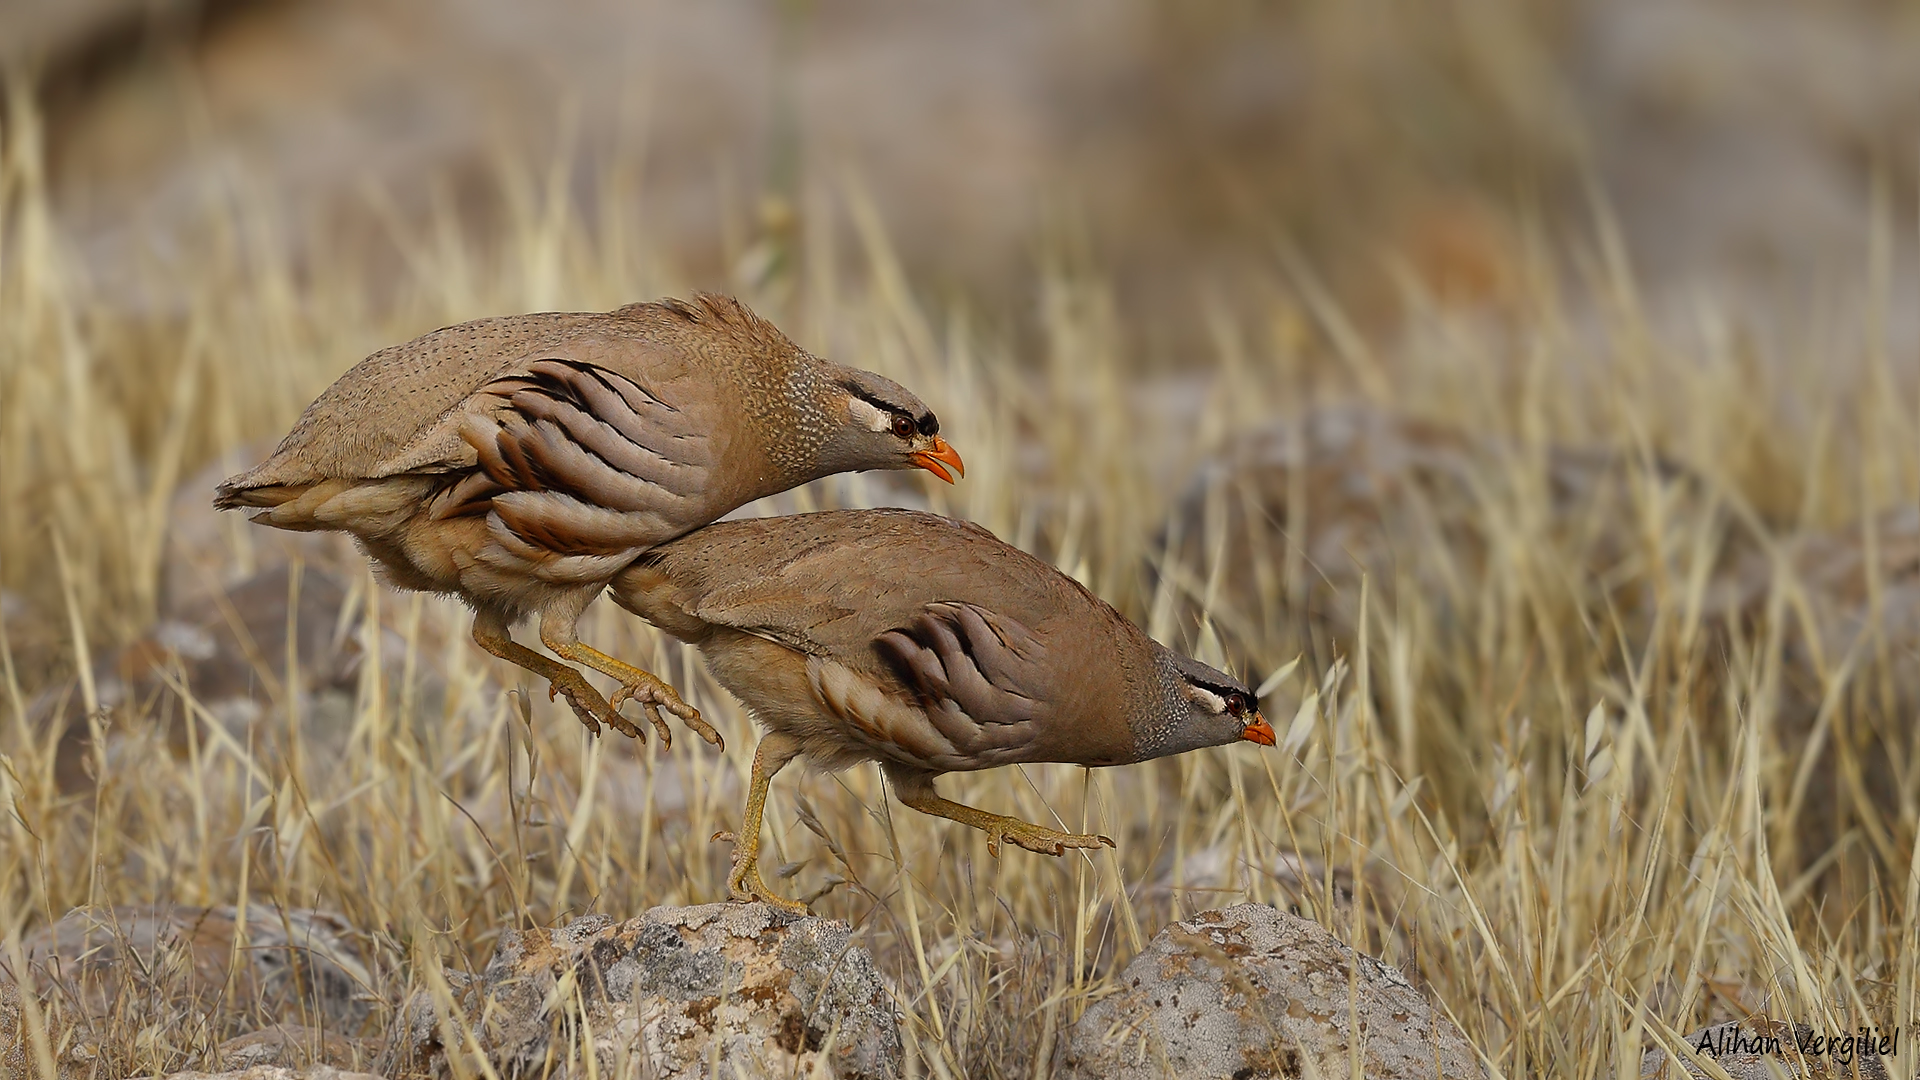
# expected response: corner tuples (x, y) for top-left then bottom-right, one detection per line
(1693, 1022), (1898, 1066)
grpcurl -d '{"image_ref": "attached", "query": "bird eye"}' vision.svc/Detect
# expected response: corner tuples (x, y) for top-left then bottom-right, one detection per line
(1226, 693), (1247, 718)
(890, 414), (917, 439)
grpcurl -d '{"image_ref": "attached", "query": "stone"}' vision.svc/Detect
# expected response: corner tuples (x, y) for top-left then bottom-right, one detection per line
(15, 905), (373, 1031)
(1057, 903), (1482, 1080)
(0, 979), (89, 1080)
(216, 1024), (378, 1073)
(383, 903), (901, 1080)
(157, 1060), (385, 1068)
(1, 980), (59, 1080)
(1701, 503), (1920, 867)
(35, 453), (479, 794)
(1143, 845), (1413, 965)
(39, 563), (362, 791)
(1155, 403), (1727, 685)
(1641, 1020), (1892, 1080)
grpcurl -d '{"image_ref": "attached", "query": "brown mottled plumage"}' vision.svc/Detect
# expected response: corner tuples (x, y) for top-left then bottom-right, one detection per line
(610, 509), (1272, 911)
(215, 295), (963, 743)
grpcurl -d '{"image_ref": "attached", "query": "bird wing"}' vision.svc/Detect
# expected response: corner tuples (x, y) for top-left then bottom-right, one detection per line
(409, 358), (718, 554)
(670, 513), (1001, 657)
(221, 312), (606, 492)
(680, 580), (863, 659)
(874, 601), (1048, 727)
(866, 601), (1055, 760)
(692, 578), (1056, 761)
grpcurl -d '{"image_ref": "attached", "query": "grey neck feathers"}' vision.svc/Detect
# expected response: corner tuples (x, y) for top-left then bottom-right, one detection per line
(1128, 653), (1202, 761)
(733, 352), (837, 485)
(1128, 649), (1247, 763)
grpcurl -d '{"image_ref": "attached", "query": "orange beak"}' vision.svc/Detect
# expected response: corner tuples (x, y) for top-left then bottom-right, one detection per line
(910, 436), (965, 484)
(1240, 714), (1276, 746)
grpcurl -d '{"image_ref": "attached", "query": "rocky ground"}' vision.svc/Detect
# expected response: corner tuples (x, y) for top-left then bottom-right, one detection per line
(8, 898), (1889, 1079)
(2, 900), (1475, 1079)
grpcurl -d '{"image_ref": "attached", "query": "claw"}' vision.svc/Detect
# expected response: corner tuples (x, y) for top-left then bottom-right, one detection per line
(606, 673), (722, 750)
(686, 717), (724, 750)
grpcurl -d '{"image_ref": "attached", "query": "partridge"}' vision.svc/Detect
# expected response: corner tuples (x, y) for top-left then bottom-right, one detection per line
(610, 508), (1273, 912)
(214, 295), (963, 745)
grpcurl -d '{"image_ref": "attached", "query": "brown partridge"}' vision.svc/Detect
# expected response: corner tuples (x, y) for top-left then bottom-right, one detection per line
(609, 508), (1273, 912)
(214, 295), (962, 745)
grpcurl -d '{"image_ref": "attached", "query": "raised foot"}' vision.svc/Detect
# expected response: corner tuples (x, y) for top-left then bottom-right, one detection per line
(608, 670), (723, 751)
(983, 820), (1116, 859)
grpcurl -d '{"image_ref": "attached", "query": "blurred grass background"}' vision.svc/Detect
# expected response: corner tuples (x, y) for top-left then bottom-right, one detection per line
(2, 1), (1920, 1076)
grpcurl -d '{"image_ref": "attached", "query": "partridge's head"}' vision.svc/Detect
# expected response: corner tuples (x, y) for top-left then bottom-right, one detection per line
(1138, 650), (1273, 760)
(814, 368), (966, 483)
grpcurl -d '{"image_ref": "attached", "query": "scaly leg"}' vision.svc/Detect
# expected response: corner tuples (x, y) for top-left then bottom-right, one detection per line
(718, 733), (808, 914)
(540, 611), (720, 750)
(884, 764), (1115, 858)
(471, 609), (636, 738)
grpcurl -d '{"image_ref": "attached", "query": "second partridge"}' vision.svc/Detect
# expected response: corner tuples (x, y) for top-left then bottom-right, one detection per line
(611, 508), (1272, 911)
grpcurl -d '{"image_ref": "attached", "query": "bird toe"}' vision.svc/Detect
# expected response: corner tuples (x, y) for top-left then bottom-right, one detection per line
(639, 704), (675, 747)
(606, 710), (647, 742)
(684, 716), (725, 750)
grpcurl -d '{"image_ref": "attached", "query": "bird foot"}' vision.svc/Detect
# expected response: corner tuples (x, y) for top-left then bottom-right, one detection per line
(543, 668), (646, 740)
(982, 820), (1116, 859)
(725, 849), (811, 915)
(608, 671), (724, 752)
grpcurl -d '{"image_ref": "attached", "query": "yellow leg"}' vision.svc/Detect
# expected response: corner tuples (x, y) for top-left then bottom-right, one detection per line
(540, 618), (720, 750)
(471, 610), (630, 738)
(884, 764), (1115, 858)
(720, 733), (808, 915)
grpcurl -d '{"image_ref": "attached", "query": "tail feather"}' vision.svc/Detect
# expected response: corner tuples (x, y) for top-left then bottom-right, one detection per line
(212, 480), (305, 511)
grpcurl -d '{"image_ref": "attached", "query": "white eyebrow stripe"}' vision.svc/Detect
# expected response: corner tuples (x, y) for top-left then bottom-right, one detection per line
(847, 396), (893, 432)
(1185, 683), (1227, 714)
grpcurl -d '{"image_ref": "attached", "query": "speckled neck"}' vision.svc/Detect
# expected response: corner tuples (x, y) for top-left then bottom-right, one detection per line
(741, 357), (841, 486)
(1127, 651), (1197, 761)
(668, 303), (842, 491)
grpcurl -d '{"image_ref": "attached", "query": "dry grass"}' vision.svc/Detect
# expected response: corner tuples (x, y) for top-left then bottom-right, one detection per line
(2, 80), (1919, 1079)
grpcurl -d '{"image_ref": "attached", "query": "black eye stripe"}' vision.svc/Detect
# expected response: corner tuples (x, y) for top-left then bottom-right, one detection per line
(1192, 682), (1253, 704)
(850, 392), (937, 437)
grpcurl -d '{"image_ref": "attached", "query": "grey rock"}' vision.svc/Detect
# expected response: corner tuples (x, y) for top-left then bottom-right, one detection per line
(14, 905), (374, 1032)
(1058, 903), (1481, 1080)
(384, 903), (901, 1080)
(156, 1068), (385, 1080)
(0, 979), (80, 1080)
(216, 1024), (378, 1073)
(1641, 1020), (1892, 1080)
(1154, 403), (1726, 671)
